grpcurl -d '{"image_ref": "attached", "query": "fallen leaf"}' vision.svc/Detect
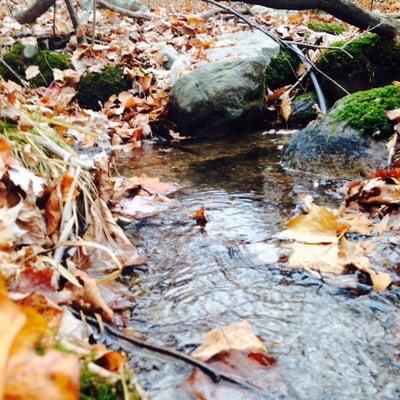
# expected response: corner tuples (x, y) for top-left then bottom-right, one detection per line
(25, 65), (40, 80)
(279, 91), (292, 122)
(278, 204), (338, 244)
(386, 108), (400, 121)
(192, 320), (266, 362)
(74, 270), (114, 321)
(287, 242), (345, 274)
(45, 187), (62, 236)
(193, 206), (208, 227)
(0, 284), (26, 398)
(368, 270), (392, 292)
(5, 349), (80, 400)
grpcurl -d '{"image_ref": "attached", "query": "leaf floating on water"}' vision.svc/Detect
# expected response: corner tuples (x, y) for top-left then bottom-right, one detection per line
(287, 242), (345, 274)
(278, 204), (338, 244)
(368, 270), (392, 292)
(193, 206), (208, 227)
(192, 320), (266, 362)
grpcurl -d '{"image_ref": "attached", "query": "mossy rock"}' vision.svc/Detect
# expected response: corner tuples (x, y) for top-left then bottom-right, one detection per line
(307, 21), (346, 35)
(0, 44), (72, 87)
(77, 67), (130, 111)
(80, 364), (142, 400)
(284, 85), (399, 177)
(317, 34), (400, 102)
(0, 44), (26, 83)
(332, 85), (400, 137)
(30, 50), (72, 87)
(265, 48), (299, 90)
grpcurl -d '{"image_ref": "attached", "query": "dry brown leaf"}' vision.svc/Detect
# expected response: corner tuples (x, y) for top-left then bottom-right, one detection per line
(45, 187), (62, 236)
(74, 270), (114, 321)
(192, 320), (266, 362)
(358, 178), (400, 205)
(5, 349), (80, 400)
(0, 286), (26, 398)
(337, 212), (373, 236)
(374, 214), (390, 235)
(279, 204), (338, 244)
(287, 238), (370, 275)
(288, 242), (345, 274)
(0, 281), (80, 399)
(279, 91), (292, 122)
(94, 350), (126, 373)
(338, 238), (370, 271)
(368, 270), (392, 292)
(386, 108), (400, 121)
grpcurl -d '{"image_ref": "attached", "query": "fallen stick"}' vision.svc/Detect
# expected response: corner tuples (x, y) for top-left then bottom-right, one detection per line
(201, 0), (349, 98)
(72, 309), (271, 396)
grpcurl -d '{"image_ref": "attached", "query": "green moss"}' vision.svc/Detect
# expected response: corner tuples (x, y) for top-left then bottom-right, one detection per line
(0, 119), (16, 133)
(317, 34), (400, 99)
(332, 85), (400, 137)
(80, 364), (141, 400)
(77, 67), (130, 111)
(308, 21), (346, 35)
(30, 50), (72, 87)
(0, 44), (72, 87)
(0, 44), (26, 83)
(265, 48), (299, 90)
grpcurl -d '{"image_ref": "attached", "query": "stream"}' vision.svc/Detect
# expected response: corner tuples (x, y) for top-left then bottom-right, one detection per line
(116, 133), (400, 400)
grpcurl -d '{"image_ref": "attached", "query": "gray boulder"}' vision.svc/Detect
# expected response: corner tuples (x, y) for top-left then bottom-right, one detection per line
(169, 30), (280, 137)
(284, 117), (387, 178)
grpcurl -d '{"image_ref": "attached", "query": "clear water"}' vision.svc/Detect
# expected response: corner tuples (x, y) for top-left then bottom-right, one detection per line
(116, 133), (400, 400)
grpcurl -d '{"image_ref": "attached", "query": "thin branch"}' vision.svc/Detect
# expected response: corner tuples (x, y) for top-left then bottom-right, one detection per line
(202, 0), (349, 95)
(72, 310), (272, 397)
(92, 0), (97, 46)
(64, 0), (80, 32)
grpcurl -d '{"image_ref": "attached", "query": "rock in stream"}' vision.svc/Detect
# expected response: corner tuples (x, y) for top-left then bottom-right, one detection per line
(169, 30), (280, 137)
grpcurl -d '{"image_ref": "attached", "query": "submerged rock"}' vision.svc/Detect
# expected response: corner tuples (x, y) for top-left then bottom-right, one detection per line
(289, 92), (319, 127)
(169, 30), (280, 137)
(285, 85), (400, 177)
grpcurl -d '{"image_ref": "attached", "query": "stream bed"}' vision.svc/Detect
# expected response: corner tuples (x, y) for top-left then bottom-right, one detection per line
(117, 133), (400, 400)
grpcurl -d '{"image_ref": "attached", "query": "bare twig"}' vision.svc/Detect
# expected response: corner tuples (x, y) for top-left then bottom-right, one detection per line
(201, 0), (350, 96)
(202, 0), (349, 95)
(64, 0), (80, 31)
(92, 0), (97, 46)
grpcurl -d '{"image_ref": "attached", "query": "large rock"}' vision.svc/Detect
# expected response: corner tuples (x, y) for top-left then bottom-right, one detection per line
(284, 118), (387, 178)
(283, 85), (400, 177)
(169, 31), (280, 137)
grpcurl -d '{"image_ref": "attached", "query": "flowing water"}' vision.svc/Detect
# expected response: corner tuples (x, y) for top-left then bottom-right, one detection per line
(116, 133), (400, 400)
